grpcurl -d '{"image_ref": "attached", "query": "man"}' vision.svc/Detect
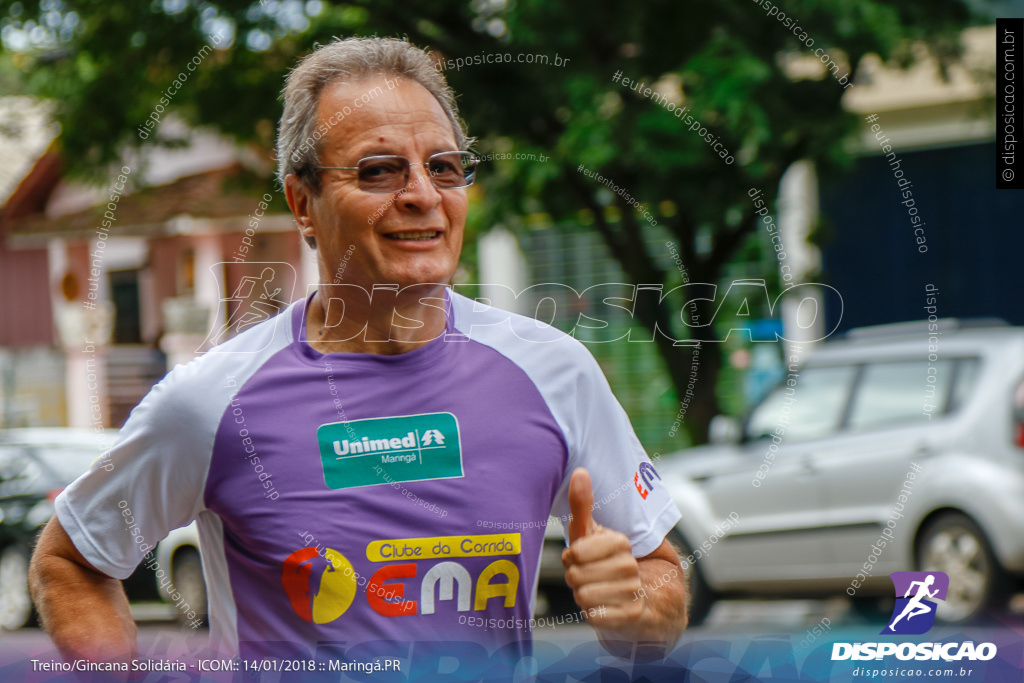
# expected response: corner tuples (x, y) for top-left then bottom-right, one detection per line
(29, 37), (686, 666)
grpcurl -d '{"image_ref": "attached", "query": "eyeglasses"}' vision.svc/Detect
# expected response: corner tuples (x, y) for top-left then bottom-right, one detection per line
(316, 151), (479, 193)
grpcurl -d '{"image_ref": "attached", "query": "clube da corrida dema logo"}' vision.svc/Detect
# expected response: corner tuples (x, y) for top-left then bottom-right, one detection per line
(281, 534), (522, 624)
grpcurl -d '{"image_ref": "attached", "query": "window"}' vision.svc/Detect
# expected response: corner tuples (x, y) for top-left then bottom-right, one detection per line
(847, 360), (953, 431)
(35, 446), (102, 483)
(746, 365), (858, 443)
(110, 269), (143, 344)
(949, 357), (981, 413)
(0, 447), (42, 497)
(178, 247), (195, 296)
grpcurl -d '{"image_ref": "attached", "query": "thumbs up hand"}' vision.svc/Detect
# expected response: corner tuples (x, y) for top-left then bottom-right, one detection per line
(567, 466), (598, 543)
(561, 468), (646, 633)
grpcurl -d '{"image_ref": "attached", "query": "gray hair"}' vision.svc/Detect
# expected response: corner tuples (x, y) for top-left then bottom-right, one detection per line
(276, 37), (473, 248)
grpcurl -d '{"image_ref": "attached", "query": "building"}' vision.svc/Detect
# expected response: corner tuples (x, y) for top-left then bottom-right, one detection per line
(0, 116), (313, 429)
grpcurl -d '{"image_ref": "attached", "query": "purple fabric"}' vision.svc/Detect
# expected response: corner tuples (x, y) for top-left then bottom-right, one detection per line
(204, 296), (568, 659)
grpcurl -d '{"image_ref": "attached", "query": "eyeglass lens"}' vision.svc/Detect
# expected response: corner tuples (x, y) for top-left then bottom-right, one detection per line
(357, 152), (476, 192)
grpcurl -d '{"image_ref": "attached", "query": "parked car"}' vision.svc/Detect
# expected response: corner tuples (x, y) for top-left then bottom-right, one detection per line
(658, 319), (1024, 625)
(150, 522), (207, 626)
(0, 429), (114, 629)
(0, 429), (206, 629)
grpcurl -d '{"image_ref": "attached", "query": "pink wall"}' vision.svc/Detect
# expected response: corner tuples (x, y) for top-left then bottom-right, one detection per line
(0, 242), (53, 347)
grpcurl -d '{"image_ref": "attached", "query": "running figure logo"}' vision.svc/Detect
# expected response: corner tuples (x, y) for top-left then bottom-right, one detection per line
(195, 262), (296, 353)
(882, 571), (949, 635)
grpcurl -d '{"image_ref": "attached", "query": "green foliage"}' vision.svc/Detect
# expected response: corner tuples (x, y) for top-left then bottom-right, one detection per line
(0, 0), (973, 196)
(0, 0), (982, 440)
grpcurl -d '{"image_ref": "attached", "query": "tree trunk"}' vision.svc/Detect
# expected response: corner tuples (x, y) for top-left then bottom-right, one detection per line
(639, 290), (723, 446)
(560, 165), (740, 446)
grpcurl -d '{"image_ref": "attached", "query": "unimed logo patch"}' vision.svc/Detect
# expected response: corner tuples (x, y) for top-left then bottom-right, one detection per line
(317, 413), (464, 490)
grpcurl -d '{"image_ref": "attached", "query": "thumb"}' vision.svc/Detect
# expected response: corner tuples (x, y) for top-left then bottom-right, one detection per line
(568, 467), (596, 544)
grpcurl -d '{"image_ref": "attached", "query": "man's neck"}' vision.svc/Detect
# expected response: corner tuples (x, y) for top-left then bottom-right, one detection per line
(304, 284), (448, 355)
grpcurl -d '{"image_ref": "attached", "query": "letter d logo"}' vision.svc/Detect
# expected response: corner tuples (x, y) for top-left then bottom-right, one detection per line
(281, 547), (357, 624)
(832, 643), (854, 660)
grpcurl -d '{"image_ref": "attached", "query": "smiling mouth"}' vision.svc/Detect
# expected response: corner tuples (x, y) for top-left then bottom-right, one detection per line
(384, 231), (441, 241)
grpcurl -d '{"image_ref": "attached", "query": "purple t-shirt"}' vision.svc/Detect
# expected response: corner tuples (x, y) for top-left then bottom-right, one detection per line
(57, 291), (681, 660)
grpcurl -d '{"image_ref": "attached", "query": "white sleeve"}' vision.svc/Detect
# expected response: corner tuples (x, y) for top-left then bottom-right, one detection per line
(55, 361), (218, 580)
(447, 292), (681, 558)
(547, 349), (681, 557)
(55, 303), (295, 579)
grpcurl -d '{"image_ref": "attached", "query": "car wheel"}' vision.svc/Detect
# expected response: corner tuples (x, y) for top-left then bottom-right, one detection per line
(172, 549), (207, 628)
(668, 530), (715, 626)
(0, 545), (35, 630)
(917, 512), (1009, 623)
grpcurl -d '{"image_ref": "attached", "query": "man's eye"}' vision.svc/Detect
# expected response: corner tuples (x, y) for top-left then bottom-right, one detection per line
(361, 162), (401, 178)
(429, 160), (459, 176)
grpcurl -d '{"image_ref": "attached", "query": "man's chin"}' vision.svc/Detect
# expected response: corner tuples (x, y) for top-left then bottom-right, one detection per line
(364, 277), (452, 298)
(383, 265), (457, 292)
(394, 280), (452, 295)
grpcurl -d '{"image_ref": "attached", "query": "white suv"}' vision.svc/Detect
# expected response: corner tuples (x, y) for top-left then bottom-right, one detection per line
(658, 319), (1024, 625)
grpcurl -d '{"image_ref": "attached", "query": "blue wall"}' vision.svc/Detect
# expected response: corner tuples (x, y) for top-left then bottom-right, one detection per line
(819, 142), (1024, 332)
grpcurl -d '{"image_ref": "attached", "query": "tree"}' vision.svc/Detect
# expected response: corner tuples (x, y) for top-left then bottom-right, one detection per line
(0, 0), (977, 442)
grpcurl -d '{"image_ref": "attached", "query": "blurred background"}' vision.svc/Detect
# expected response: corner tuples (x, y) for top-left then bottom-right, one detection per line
(1, 0), (1023, 647)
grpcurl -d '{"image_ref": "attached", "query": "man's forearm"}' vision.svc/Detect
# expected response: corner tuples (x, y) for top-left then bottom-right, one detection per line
(29, 548), (138, 662)
(596, 556), (687, 658)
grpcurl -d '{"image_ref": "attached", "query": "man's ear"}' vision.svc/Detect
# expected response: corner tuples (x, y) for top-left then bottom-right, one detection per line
(284, 174), (316, 242)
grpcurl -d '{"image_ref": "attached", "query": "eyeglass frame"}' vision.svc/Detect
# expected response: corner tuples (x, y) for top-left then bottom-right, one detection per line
(314, 151), (480, 193)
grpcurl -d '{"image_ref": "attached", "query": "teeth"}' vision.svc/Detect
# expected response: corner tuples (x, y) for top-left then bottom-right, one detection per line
(386, 231), (439, 240)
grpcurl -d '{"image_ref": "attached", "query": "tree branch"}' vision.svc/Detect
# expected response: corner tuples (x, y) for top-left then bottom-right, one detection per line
(561, 164), (628, 257)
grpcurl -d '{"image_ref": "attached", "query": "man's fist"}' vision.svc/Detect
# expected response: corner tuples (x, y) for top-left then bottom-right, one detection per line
(561, 468), (645, 631)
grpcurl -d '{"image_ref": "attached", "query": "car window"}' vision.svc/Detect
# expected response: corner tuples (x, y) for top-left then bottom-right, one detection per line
(745, 365), (858, 443)
(34, 446), (103, 483)
(0, 446), (45, 497)
(948, 357), (981, 413)
(847, 359), (954, 431)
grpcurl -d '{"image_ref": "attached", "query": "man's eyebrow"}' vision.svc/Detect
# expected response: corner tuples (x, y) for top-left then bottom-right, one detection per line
(345, 146), (396, 159)
(320, 144), (391, 164)
(346, 143), (461, 160)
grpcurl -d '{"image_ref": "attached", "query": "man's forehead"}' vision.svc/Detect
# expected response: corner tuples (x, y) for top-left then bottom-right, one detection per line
(319, 78), (444, 123)
(316, 77), (455, 147)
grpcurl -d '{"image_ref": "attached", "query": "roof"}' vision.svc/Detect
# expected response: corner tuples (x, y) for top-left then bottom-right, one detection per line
(807, 319), (1024, 364)
(0, 97), (59, 207)
(7, 163), (285, 244)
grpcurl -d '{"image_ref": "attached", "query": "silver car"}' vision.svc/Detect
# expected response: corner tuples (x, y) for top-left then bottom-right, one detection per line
(659, 319), (1024, 625)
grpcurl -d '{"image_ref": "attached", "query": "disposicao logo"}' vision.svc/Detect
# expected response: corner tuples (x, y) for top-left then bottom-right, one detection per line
(831, 571), (997, 663)
(883, 571), (947, 635)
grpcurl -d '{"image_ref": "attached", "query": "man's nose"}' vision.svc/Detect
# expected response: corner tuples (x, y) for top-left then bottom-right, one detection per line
(398, 164), (443, 208)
